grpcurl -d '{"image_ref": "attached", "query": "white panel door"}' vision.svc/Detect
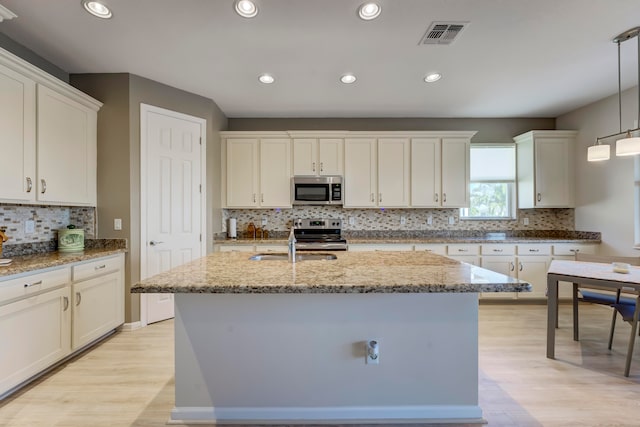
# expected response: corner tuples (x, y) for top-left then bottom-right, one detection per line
(411, 138), (441, 207)
(142, 105), (205, 324)
(0, 63), (36, 202)
(318, 138), (344, 175)
(344, 138), (377, 207)
(227, 138), (259, 207)
(441, 138), (470, 207)
(260, 138), (291, 207)
(377, 138), (410, 207)
(36, 84), (96, 205)
(292, 138), (316, 175)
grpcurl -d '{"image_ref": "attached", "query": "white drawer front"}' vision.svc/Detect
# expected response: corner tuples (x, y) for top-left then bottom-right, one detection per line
(0, 267), (70, 306)
(218, 245), (255, 252)
(447, 244), (480, 255)
(414, 244), (447, 255)
(481, 244), (516, 256)
(257, 245), (288, 253)
(73, 255), (122, 282)
(553, 243), (598, 256)
(517, 244), (551, 256)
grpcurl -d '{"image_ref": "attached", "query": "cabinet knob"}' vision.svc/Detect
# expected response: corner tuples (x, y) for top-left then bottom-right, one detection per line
(493, 249), (503, 252)
(253, 193), (256, 203)
(312, 162), (316, 172)
(434, 193), (439, 203)
(537, 193), (541, 202)
(370, 193), (374, 202)
(529, 249), (539, 253)
(41, 179), (47, 194)
(443, 193), (447, 203)
(26, 177), (33, 193)
(320, 162), (324, 172)
(95, 264), (106, 270)
(379, 193), (382, 203)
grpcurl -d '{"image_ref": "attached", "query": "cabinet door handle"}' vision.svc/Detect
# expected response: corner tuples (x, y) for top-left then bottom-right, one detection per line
(434, 193), (439, 203)
(253, 193), (256, 203)
(24, 280), (43, 288)
(569, 248), (579, 253)
(75, 292), (82, 306)
(261, 193), (264, 203)
(370, 193), (374, 202)
(443, 193), (447, 203)
(63, 296), (69, 311)
(95, 264), (106, 270)
(320, 162), (324, 172)
(312, 162), (316, 172)
(537, 193), (541, 202)
(458, 248), (468, 252)
(379, 193), (382, 203)
(529, 249), (539, 253)
(41, 179), (47, 194)
(493, 249), (503, 253)
(519, 262), (523, 272)
(510, 262), (515, 271)
(26, 177), (33, 193)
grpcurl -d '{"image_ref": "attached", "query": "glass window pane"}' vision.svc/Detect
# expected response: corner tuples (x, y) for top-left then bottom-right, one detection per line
(464, 182), (510, 218)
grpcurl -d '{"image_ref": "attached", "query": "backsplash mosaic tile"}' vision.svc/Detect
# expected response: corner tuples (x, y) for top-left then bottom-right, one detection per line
(222, 207), (575, 237)
(0, 204), (96, 245)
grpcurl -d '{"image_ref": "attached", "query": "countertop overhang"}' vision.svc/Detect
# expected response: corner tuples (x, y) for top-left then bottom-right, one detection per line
(131, 251), (531, 294)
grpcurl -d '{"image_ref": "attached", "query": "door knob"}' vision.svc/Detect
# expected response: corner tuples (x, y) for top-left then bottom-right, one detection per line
(149, 240), (164, 246)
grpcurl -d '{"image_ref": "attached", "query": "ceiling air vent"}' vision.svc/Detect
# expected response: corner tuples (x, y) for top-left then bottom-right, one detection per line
(419, 21), (468, 45)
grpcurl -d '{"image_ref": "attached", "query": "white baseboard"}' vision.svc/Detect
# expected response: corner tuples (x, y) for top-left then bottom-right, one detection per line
(168, 405), (485, 425)
(118, 321), (142, 331)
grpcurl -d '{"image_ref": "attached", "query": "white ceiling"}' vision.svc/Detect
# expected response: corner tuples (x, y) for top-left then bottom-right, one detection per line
(0, 0), (639, 119)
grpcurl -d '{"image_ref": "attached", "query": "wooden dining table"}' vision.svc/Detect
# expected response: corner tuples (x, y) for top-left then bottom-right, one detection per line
(546, 259), (640, 375)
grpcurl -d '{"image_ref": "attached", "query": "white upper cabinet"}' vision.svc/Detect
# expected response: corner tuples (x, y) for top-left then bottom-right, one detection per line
(292, 137), (343, 176)
(224, 135), (291, 208)
(36, 85), (97, 205)
(377, 138), (410, 207)
(0, 47), (101, 206)
(0, 62), (36, 202)
(441, 138), (470, 207)
(344, 138), (377, 207)
(411, 135), (472, 208)
(515, 130), (577, 208)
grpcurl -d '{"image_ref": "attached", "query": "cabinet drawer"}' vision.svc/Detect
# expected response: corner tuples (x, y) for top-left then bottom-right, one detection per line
(72, 256), (121, 282)
(517, 244), (551, 256)
(218, 245), (255, 252)
(481, 244), (516, 256)
(348, 244), (414, 252)
(553, 243), (598, 256)
(414, 244), (447, 255)
(257, 245), (288, 253)
(0, 267), (70, 306)
(447, 244), (480, 255)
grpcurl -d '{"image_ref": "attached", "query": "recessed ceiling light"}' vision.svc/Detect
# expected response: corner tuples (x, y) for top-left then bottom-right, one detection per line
(235, 0), (258, 18)
(340, 74), (357, 84)
(358, 2), (381, 20)
(424, 73), (442, 83)
(81, 0), (112, 19)
(259, 74), (274, 84)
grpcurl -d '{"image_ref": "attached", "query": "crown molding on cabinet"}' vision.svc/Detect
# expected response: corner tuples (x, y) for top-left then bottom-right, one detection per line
(0, 46), (102, 111)
(221, 130), (478, 139)
(0, 5), (17, 22)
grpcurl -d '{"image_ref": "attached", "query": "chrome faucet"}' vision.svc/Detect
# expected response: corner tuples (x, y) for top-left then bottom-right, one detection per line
(288, 227), (297, 263)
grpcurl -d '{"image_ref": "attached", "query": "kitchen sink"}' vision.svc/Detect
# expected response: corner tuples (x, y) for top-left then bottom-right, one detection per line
(249, 253), (337, 261)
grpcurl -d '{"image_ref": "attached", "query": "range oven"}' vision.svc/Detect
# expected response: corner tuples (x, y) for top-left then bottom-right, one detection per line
(293, 218), (348, 251)
(291, 176), (343, 206)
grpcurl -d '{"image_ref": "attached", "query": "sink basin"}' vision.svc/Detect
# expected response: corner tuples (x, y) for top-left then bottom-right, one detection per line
(249, 253), (337, 261)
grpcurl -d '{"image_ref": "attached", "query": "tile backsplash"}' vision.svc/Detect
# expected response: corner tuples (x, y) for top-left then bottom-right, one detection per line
(222, 207), (574, 237)
(0, 204), (96, 245)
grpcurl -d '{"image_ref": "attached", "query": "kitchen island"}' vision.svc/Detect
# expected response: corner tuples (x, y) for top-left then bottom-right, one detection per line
(132, 251), (530, 425)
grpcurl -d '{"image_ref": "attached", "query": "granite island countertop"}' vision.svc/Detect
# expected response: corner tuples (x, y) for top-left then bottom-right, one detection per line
(131, 251), (531, 294)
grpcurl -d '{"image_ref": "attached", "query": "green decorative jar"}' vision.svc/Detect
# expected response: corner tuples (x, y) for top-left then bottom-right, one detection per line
(58, 228), (85, 252)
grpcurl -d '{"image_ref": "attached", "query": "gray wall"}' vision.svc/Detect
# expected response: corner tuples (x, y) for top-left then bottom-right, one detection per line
(70, 73), (228, 324)
(557, 86), (639, 255)
(228, 117), (556, 143)
(0, 32), (68, 82)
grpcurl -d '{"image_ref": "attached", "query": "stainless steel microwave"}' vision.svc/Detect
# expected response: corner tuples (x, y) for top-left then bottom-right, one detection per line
(291, 176), (343, 205)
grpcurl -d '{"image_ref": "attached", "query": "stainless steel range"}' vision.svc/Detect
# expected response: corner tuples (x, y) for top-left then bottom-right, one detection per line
(292, 218), (348, 251)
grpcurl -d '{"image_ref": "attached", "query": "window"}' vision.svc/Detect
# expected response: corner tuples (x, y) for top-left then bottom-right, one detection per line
(460, 145), (516, 219)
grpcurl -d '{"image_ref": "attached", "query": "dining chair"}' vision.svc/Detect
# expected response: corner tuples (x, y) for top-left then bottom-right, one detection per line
(573, 253), (640, 376)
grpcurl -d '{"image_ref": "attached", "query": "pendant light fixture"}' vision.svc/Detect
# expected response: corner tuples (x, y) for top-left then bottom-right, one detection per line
(588, 26), (640, 162)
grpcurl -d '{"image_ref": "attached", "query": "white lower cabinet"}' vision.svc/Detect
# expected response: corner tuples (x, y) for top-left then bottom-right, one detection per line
(0, 253), (124, 398)
(413, 244), (447, 255)
(480, 244), (517, 300)
(348, 244), (414, 252)
(0, 285), (71, 397)
(446, 244), (480, 266)
(217, 244), (256, 252)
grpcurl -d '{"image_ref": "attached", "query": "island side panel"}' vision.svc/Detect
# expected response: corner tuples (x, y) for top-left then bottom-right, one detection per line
(173, 292), (482, 423)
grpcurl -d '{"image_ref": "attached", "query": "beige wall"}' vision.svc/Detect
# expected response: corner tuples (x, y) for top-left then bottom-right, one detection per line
(557, 86), (639, 255)
(71, 73), (228, 323)
(228, 117), (556, 143)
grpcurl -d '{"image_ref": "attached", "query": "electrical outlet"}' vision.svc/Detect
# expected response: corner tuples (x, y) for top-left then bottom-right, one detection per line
(261, 216), (267, 226)
(349, 217), (355, 226)
(114, 218), (122, 230)
(448, 216), (455, 225)
(24, 219), (35, 234)
(523, 217), (529, 226)
(400, 216), (406, 225)
(427, 215), (433, 225)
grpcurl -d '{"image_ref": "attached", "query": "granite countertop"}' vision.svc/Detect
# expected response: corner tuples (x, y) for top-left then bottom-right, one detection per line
(131, 251), (531, 294)
(0, 243), (127, 278)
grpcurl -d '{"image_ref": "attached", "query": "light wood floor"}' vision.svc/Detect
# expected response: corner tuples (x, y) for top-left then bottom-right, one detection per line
(0, 304), (639, 427)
